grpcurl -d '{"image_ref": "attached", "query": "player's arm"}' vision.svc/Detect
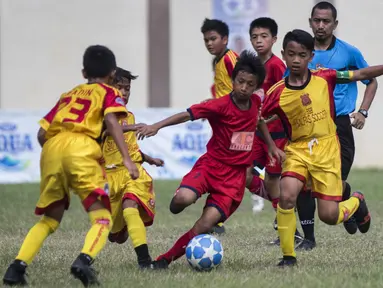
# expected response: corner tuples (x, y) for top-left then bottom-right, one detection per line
(37, 127), (47, 148)
(257, 119), (284, 164)
(338, 66), (383, 83)
(141, 152), (164, 167)
(36, 98), (62, 147)
(137, 100), (220, 140)
(350, 48), (378, 112)
(102, 124), (140, 137)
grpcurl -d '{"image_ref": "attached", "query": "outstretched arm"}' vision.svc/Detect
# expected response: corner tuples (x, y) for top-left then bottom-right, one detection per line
(136, 112), (191, 140)
(349, 66), (383, 82)
(257, 119), (285, 165)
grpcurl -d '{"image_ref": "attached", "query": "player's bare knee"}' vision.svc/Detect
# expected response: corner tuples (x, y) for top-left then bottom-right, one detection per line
(170, 188), (197, 213)
(317, 200), (338, 225)
(279, 193), (296, 210)
(122, 198), (138, 209)
(44, 202), (66, 224)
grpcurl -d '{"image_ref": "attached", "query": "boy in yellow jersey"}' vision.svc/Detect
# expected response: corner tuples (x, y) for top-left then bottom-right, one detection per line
(102, 67), (164, 269)
(3, 46), (139, 287)
(261, 30), (381, 267)
(202, 18), (239, 99)
(201, 18), (238, 234)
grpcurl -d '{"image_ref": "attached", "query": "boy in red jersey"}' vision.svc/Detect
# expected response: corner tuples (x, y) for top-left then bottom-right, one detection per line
(247, 17), (303, 245)
(3, 46), (138, 287)
(136, 51), (285, 269)
(262, 29), (379, 267)
(201, 18), (239, 234)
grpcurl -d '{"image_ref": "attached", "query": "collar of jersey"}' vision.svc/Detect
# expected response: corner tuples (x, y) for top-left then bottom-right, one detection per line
(285, 70), (312, 90)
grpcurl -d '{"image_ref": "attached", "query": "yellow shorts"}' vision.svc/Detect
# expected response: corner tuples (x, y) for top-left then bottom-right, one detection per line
(36, 132), (109, 215)
(281, 135), (342, 201)
(106, 164), (155, 235)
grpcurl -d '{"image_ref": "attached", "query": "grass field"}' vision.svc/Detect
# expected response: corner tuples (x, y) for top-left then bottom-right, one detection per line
(0, 169), (382, 288)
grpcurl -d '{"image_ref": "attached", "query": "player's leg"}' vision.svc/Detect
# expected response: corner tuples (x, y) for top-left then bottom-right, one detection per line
(277, 176), (303, 267)
(336, 116), (357, 234)
(121, 167), (156, 268)
(65, 136), (113, 286)
(296, 179), (317, 251)
(3, 138), (66, 286)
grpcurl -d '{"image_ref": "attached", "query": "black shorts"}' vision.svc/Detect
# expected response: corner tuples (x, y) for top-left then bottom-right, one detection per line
(335, 115), (355, 181)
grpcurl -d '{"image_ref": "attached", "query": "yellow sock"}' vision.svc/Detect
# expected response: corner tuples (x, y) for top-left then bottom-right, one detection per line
(337, 196), (360, 224)
(123, 207), (147, 248)
(16, 216), (59, 265)
(277, 204), (296, 258)
(81, 209), (112, 259)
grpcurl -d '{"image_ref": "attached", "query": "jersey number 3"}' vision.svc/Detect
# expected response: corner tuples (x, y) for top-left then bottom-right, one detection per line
(60, 97), (92, 123)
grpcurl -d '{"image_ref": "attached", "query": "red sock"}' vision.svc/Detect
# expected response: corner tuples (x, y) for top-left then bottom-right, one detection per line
(248, 176), (262, 194)
(157, 229), (197, 263)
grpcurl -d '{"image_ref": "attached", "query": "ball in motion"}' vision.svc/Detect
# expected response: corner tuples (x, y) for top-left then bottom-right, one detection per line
(185, 234), (223, 271)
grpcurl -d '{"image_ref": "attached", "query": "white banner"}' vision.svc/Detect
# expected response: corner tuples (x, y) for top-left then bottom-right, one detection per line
(0, 109), (213, 183)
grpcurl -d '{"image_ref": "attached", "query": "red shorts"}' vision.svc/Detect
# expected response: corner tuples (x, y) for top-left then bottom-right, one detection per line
(253, 134), (287, 175)
(178, 154), (247, 222)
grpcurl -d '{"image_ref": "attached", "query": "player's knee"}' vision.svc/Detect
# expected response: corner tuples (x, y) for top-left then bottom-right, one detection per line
(89, 208), (113, 230)
(170, 188), (197, 213)
(122, 198), (138, 209)
(41, 215), (60, 234)
(279, 193), (296, 210)
(169, 198), (184, 214)
(317, 202), (338, 225)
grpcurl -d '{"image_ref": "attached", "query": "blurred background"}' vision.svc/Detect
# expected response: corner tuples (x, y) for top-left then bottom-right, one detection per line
(0, 0), (382, 183)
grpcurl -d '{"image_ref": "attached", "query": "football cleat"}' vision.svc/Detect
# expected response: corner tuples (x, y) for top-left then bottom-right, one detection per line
(3, 260), (28, 286)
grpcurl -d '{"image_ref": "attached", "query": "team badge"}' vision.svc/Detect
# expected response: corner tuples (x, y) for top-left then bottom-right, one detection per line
(115, 97), (125, 106)
(300, 93), (312, 106)
(148, 198), (155, 209)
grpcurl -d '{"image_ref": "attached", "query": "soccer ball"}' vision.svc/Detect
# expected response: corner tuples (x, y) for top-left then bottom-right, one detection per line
(185, 234), (223, 271)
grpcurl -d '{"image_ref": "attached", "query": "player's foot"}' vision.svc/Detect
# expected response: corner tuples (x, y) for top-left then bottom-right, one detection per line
(209, 223), (226, 235)
(352, 191), (371, 233)
(269, 230), (304, 246)
(295, 238), (316, 251)
(71, 254), (99, 287)
(3, 260), (28, 286)
(343, 215), (358, 234)
(277, 256), (297, 267)
(150, 258), (169, 270)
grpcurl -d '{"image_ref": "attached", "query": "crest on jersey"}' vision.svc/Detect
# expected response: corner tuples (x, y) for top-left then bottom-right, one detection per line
(300, 93), (311, 106)
(115, 97), (125, 106)
(121, 119), (128, 127)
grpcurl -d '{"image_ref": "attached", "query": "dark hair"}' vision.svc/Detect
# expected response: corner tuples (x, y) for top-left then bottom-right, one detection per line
(249, 17), (278, 37)
(311, 1), (337, 20)
(201, 18), (229, 38)
(232, 50), (265, 87)
(283, 29), (314, 51)
(83, 45), (116, 78)
(114, 67), (138, 84)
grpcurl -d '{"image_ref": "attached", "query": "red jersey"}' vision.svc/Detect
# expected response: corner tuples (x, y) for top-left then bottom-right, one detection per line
(261, 54), (286, 136)
(187, 94), (261, 167)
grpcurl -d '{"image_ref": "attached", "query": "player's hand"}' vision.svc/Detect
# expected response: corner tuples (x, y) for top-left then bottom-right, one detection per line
(136, 125), (159, 140)
(146, 157), (165, 167)
(268, 146), (285, 166)
(350, 112), (366, 130)
(123, 158), (139, 179)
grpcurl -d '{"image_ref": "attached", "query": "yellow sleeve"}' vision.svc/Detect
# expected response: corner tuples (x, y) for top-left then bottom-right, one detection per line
(38, 118), (50, 131)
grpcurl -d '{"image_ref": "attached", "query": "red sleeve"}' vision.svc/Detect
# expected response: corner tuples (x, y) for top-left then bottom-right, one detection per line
(272, 60), (286, 83)
(261, 90), (280, 119)
(211, 84), (216, 98)
(224, 54), (235, 77)
(313, 69), (337, 91)
(99, 83), (127, 116)
(187, 98), (222, 120)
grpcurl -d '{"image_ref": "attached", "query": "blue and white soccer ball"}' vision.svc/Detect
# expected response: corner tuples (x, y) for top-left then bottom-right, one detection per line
(185, 234), (223, 271)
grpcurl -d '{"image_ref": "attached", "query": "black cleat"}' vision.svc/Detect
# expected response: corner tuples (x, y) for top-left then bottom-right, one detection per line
(3, 260), (28, 286)
(138, 257), (153, 270)
(71, 255), (99, 287)
(150, 258), (169, 270)
(343, 215), (358, 234)
(269, 230), (304, 246)
(352, 191), (371, 233)
(295, 238), (316, 251)
(209, 223), (226, 235)
(277, 256), (297, 267)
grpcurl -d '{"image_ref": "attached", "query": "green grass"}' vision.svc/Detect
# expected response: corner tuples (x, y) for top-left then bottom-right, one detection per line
(0, 169), (382, 287)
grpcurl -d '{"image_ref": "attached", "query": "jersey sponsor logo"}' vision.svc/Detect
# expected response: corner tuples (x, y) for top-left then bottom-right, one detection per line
(229, 131), (254, 151)
(300, 93), (312, 106)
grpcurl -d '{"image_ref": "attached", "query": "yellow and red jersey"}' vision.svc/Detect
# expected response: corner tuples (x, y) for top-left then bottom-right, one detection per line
(39, 83), (127, 140)
(214, 49), (238, 98)
(102, 112), (143, 168)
